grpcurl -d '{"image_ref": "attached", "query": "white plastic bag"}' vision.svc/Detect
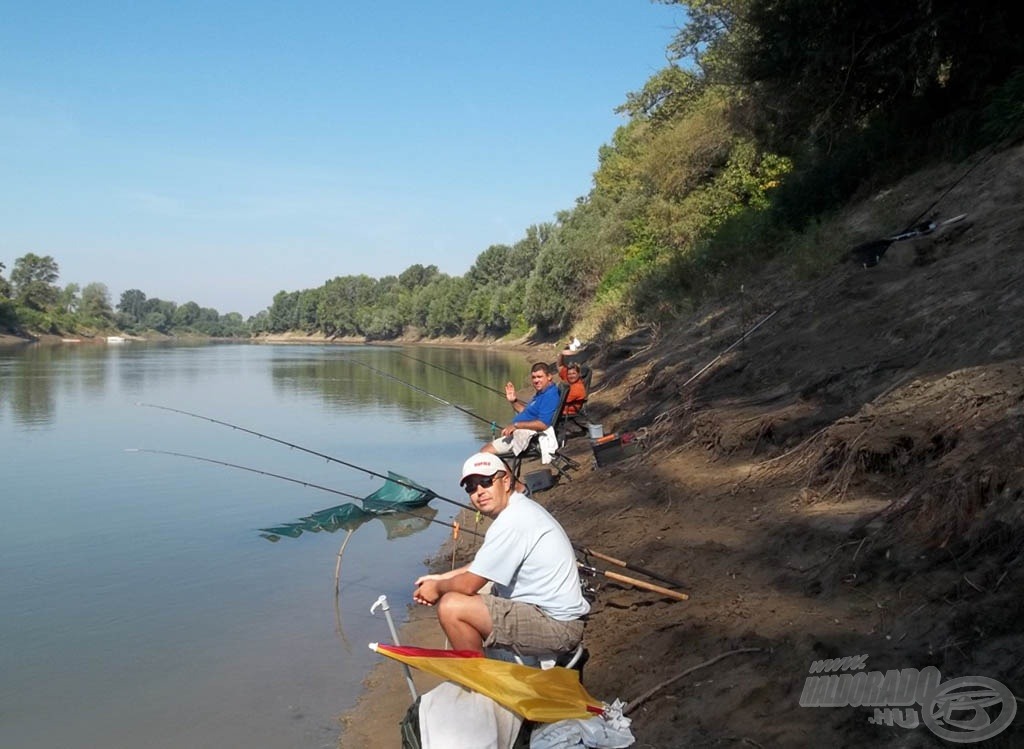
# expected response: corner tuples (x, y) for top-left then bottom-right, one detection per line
(529, 699), (634, 749)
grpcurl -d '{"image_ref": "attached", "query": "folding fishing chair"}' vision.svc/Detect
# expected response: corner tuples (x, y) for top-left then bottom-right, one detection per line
(485, 641), (587, 673)
(496, 383), (580, 485)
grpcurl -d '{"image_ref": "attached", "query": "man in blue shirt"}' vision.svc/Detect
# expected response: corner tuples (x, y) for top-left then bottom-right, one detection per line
(481, 362), (561, 456)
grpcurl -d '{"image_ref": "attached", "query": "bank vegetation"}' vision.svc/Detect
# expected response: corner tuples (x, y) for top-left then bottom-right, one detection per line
(3, 1), (1022, 345)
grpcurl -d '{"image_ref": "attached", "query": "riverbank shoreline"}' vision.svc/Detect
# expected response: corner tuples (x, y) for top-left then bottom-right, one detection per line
(254, 330), (561, 355)
(1, 329), (563, 358)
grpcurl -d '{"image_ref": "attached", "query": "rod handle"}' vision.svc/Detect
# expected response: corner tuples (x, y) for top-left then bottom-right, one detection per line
(602, 569), (689, 601)
(580, 563), (689, 601)
(581, 548), (686, 589)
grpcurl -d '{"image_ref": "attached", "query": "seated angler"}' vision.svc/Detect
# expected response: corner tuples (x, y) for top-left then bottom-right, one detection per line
(412, 453), (590, 655)
(558, 361), (587, 417)
(481, 362), (561, 457)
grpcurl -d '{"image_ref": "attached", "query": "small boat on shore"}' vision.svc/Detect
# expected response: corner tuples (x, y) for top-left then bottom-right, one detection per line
(61, 338), (82, 343)
(105, 336), (126, 344)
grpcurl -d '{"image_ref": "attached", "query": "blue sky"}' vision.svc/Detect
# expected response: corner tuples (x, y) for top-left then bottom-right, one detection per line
(1, 1), (683, 316)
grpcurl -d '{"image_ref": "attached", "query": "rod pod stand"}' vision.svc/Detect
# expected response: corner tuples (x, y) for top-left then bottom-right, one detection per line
(371, 595), (418, 700)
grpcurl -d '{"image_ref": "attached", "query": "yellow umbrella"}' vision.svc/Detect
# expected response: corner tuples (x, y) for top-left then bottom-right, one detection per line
(369, 643), (605, 722)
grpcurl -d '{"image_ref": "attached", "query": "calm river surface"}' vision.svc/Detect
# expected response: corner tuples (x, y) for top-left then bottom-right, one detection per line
(0, 341), (531, 748)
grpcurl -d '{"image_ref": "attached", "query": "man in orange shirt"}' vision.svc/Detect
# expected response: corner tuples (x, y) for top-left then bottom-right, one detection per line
(557, 353), (587, 417)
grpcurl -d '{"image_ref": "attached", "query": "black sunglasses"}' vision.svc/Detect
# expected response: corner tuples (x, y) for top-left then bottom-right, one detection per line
(463, 473), (503, 494)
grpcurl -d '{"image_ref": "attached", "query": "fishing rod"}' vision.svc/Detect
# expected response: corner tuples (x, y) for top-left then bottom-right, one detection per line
(577, 562), (689, 602)
(574, 546), (686, 590)
(134, 407), (676, 579)
(648, 308), (779, 414)
(351, 359), (500, 429)
(125, 448), (484, 538)
(396, 351), (511, 399)
(135, 403), (476, 513)
(132, 444), (686, 599)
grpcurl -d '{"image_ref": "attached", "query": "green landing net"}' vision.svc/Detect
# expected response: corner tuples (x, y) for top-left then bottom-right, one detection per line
(259, 471), (434, 542)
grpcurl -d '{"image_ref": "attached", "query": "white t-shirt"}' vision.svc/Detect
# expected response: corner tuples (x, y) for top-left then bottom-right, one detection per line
(469, 492), (590, 621)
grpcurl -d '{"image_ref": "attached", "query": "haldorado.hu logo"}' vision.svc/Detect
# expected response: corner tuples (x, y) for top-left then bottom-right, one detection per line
(799, 655), (1016, 743)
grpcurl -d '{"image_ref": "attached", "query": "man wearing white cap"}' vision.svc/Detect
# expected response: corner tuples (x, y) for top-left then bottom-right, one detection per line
(413, 452), (589, 655)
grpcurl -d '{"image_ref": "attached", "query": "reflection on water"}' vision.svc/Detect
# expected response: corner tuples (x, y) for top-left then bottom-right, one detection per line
(0, 341), (529, 749)
(0, 343), (108, 426)
(1, 341), (532, 439)
(270, 345), (534, 438)
(0, 341), (239, 426)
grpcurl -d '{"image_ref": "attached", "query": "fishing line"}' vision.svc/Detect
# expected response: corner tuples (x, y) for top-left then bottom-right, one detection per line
(647, 308), (780, 414)
(135, 403), (476, 513)
(350, 359), (499, 429)
(125, 447), (483, 538)
(395, 351), (511, 399)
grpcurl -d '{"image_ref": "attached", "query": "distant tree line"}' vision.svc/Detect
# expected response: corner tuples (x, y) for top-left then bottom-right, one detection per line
(252, 223), (587, 340)
(0, 253), (247, 338)
(5, 1), (1021, 342)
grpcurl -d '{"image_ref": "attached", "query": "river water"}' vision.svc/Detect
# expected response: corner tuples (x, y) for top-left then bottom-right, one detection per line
(0, 341), (530, 748)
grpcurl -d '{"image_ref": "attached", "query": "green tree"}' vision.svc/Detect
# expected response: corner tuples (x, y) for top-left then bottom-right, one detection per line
(173, 301), (201, 328)
(57, 283), (81, 314)
(424, 276), (468, 337)
(117, 289), (148, 323)
(268, 290), (300, 332)
(143, 311), (170, 333)
(218, 312), (247, 337)
(737, 0), (1024, 151)
(361, 305), (404, 340)
(198, 307), (219, 324)
(466, 245), (512, 288)
(193, 307), (221, 334)
(248, 309), (270, 334)
(617, 65), (706, 125)
(659, 0), (751, 84)
(10, 253), (60, 311)
(295, 289), (322, 333)
(317, 275), (379, 337)
(398, 264), (441, 290)
(142, 298), (176, 332)
(0, 262), (13, 327)
(80, 283), (114, 323)
(525, 239), (579, 335)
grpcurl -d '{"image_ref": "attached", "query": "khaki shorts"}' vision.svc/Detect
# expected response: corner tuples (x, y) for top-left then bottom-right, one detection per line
(481, 594), (585, 656)
(489, 429), (535, 456)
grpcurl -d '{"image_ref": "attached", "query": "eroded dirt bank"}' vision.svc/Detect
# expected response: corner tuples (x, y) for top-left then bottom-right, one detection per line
(342, 144), (1024, 747)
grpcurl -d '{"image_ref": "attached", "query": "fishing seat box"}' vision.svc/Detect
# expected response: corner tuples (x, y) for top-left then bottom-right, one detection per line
(592, 433), (641, 467)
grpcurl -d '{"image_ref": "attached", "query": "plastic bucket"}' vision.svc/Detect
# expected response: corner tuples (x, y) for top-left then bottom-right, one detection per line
(587, 423), (604, 440)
